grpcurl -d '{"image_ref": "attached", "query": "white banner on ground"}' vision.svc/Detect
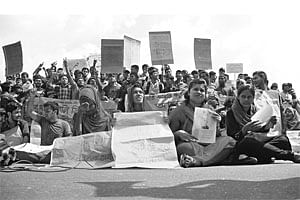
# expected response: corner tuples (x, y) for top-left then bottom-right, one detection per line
(124, 35), (141, 69)
(194, 38), (212, 70)
(2, 41), (23, 76)
(101, 39), (124, 73)
(112, 111), (179, 168)
(144, 91), (185, 112)
(67, 58), (88, 71)
(192, 108), (217, 143)
(149, 31), (174, 65)
(226, 63), (243, 74)
(51, 131), (114, 168)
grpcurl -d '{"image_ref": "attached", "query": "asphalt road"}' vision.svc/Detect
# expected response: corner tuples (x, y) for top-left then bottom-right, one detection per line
(1, 161), (300, 200)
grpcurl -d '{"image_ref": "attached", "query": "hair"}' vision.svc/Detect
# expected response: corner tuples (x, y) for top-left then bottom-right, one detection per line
(253, 71), (268, 85)
(33, 74), (43, 81)
(82, 67), (89, 72)
(87, 77), (96, 85)
(209, 71), (216, 76)
(123, 69), (130, 74)
(57, 68), (63, 71)
(142, 64), (149, 70)
(44, 101), (59, 115)
(21, 72), (29, 78)
(1, 82), (12, 93)
(130, 72), (139, 79)
(131, 65), (139, 71)
(237, 84), (255, 97)
(184, 78), (207, 103)
(6, 101), (22, 113)
(191, 70), (198, 75)
(219, 68), (225, 72)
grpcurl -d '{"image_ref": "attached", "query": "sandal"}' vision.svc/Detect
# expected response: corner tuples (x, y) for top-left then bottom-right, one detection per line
(180, 154), (202, 168)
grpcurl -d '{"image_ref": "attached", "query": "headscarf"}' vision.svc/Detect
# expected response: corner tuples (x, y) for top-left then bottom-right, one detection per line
(231, 98), (257, 126)
(79, 85), (111, 134)
(284, 107), (300, 130)
(126, 84), (145, 112)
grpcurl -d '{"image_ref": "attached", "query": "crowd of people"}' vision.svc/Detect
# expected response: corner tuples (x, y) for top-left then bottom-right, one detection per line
(1, 59), (300, 167)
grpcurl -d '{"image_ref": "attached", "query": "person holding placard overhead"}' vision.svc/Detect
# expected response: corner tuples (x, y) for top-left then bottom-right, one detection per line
(226, 85), (300, 163)
(168, 79), (236, 167)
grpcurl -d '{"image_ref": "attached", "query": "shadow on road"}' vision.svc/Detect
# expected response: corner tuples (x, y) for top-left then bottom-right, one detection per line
(78, 177), (300, 199)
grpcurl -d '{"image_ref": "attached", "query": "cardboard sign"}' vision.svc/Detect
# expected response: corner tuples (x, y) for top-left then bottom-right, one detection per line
(149, 31), (174, 65)
(51, 131), (114, 168)
(112, 111), (179, 168)
(101, 39), (124, 73)
(192, 108), (217, 143)
(67, 58), (88, 71)
(2, 41), (23, 76)
(124, 35), (141, 69)
(194, 38), (212, 70)
(226, 63), (243, 73)
(144, 91), (185, 112)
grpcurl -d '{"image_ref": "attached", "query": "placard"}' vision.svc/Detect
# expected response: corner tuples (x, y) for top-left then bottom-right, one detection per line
(194, 38), (212, 70)
(101, 39), (124, 73)
(149, 31), (174, 65)
(226, 63), (243, 73)
(2, 41), (23, 76)
(124, 35), (141, 69)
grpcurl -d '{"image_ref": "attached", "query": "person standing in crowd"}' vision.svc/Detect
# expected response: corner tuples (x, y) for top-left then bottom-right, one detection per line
(145, 67), (164, 95)
(130, 65), (139, 74)
(174, 70), (187, 91)
(191, 70), (199, 80)
(0, 101), (30, 145)
(199, 70), (210, 86)
(168, 79), (236, 167)
(82, 67), (90, 83)
(99, 73), (108, 89)
(280, 83), (293, 104)
(73, 85), (112, 135)
(270, 83), (279, 91)
(32, 75), (46, 97)
(103, 74), (121, 100)
(21, 72), (33, 92)
(139, 64), (149, 87)
(226, 85), (300, 163)
(27, 93), (72, 145)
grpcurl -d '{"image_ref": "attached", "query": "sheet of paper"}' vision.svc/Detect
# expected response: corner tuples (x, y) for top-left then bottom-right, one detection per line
(251, 102), (273, 125)
(192, 107), (216, 143)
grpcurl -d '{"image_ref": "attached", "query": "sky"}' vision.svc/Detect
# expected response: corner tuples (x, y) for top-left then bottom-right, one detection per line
(0, 0), (300, 94)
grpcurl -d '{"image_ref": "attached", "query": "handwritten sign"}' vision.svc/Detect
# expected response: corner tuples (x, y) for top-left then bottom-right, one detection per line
(112, 111), (179, 168)
(124, 35), (141, 69)
(149, 31), (174, 65)
(67, 58), (88, 71)
(226, 63), (243, 73)
(2, 41), (23, 76)
(101, 39), (124, 73)
(194, 38), (212, 70)
(144, 91), (185, 111)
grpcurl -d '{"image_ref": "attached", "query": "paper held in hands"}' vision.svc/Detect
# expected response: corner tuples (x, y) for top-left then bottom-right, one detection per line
(192, 107), (217, 143)
(251, 102), (273, 125)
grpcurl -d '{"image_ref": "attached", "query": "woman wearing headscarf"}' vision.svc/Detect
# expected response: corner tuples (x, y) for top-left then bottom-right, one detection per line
(284, 107), (300, 130)
(226, 85), (300, 163)
(168, 79), (236, 167)
(73, 85), (112, 135)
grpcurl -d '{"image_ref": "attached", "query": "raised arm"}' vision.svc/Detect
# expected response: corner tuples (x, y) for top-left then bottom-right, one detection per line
(63, 58), (77, 87)
(33, 62), (44, 76)
(26, 91), (42, 122)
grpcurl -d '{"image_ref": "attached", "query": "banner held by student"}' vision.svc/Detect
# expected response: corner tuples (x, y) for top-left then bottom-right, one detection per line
(124, 35), (141, 70)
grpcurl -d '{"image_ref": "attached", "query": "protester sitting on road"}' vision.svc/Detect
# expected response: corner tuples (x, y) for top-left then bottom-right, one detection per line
(0, 101), (30, 146)
(126, 84), (145, 112)
(73, 85), (112, 136)
(226, 84), (300, 163)
(168, 79), (236, 167)
(283, 107), (300, 130)
(27, 93), (72, 145)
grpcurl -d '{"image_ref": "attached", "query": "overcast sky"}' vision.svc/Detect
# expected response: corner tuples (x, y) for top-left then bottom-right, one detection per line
(1, 0), (299, 94)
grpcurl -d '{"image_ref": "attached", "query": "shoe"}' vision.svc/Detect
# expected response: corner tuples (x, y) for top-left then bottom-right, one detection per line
(234, 156), (258, 165)
(293, 152), (300, 163)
